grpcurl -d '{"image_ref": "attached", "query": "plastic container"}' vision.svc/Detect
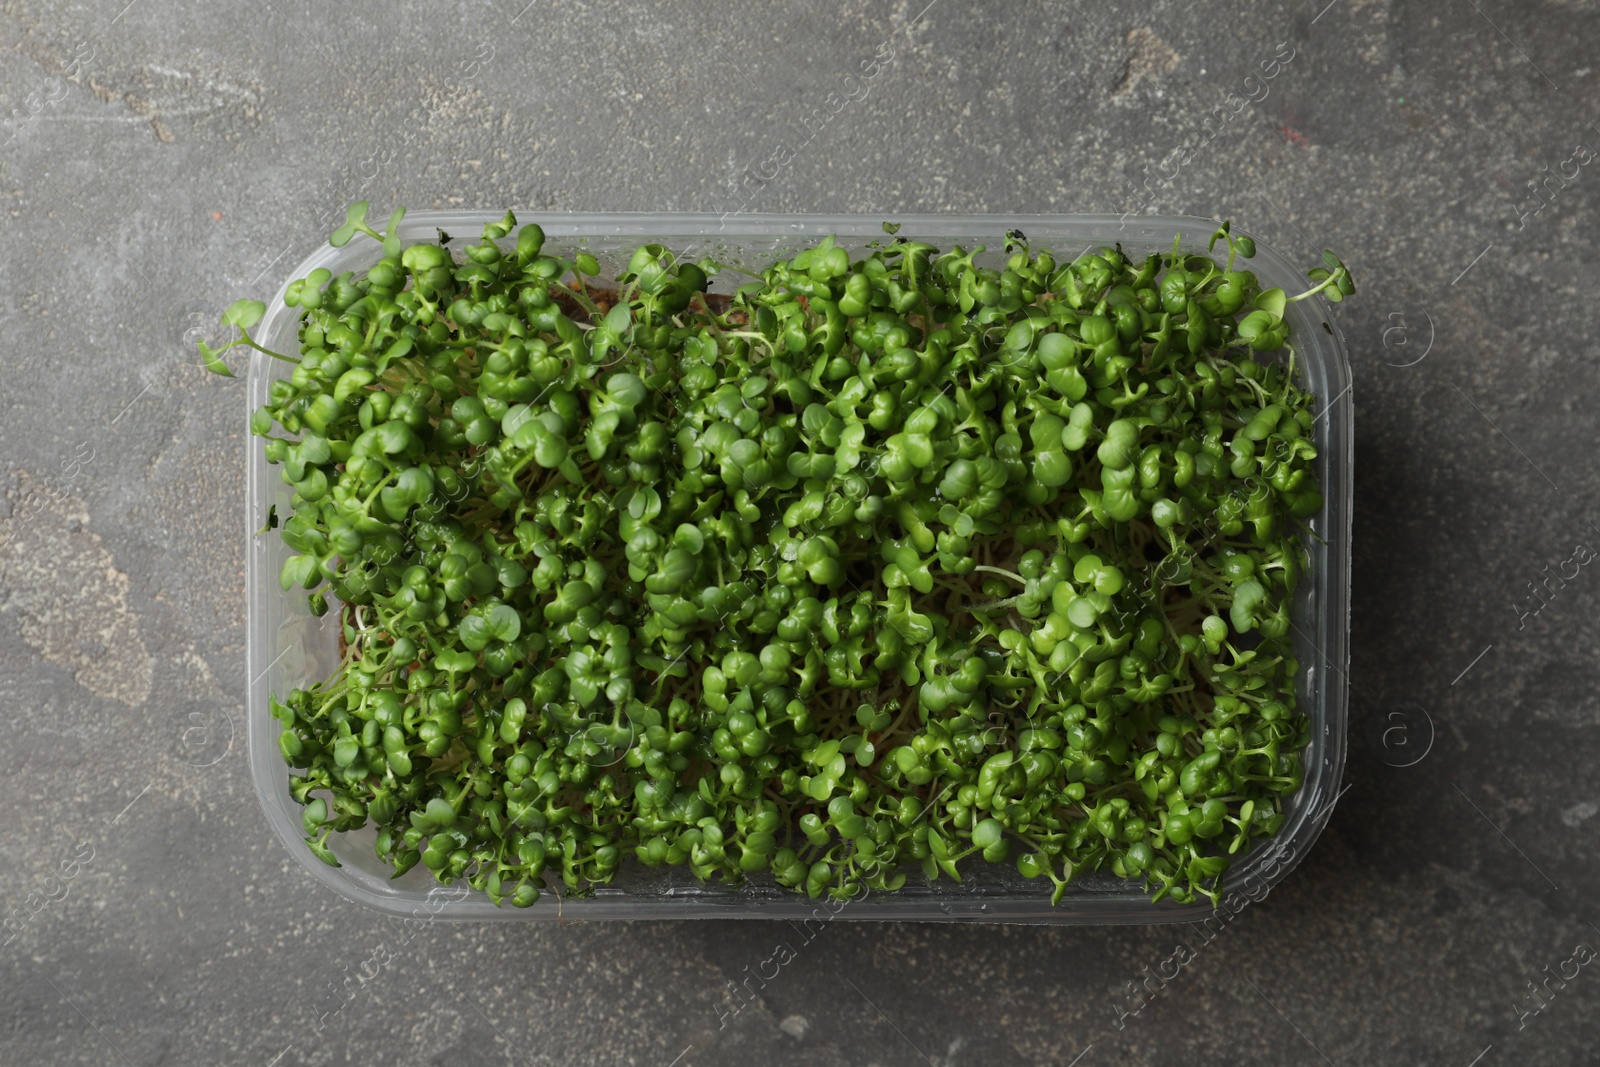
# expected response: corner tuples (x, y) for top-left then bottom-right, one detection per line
(247, 212), (1351, 923)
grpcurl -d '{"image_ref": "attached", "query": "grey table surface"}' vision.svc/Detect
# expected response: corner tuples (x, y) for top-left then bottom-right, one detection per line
(2, 0), (1598, 1064)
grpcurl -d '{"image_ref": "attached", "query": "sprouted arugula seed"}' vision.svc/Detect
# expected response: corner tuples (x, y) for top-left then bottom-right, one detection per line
(215, 205), (1353, 907)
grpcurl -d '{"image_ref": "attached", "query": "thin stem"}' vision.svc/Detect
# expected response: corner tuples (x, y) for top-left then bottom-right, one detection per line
(556, 280), (605, 322)
(236, 333), (299, 365)
(361, 470), (396, 511)
(1285, 271), (1341, 303)
(972, 565), (1027, 585)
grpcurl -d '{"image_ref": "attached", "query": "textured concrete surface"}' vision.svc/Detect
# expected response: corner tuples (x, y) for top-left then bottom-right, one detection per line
(1, 0), (1598, 1064)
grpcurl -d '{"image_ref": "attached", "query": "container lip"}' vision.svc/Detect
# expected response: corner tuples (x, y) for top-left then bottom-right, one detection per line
(359, 209), (1232, 231)
(257, 210), (1298, 251)
(246, 211), (1351, 923)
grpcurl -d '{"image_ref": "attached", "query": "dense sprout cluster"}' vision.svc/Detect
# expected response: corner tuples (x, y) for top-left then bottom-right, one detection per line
(223, 205), (1353, 908)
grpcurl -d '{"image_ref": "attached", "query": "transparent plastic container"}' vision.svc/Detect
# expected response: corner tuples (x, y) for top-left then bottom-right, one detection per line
(247, 212), (1351, 923)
